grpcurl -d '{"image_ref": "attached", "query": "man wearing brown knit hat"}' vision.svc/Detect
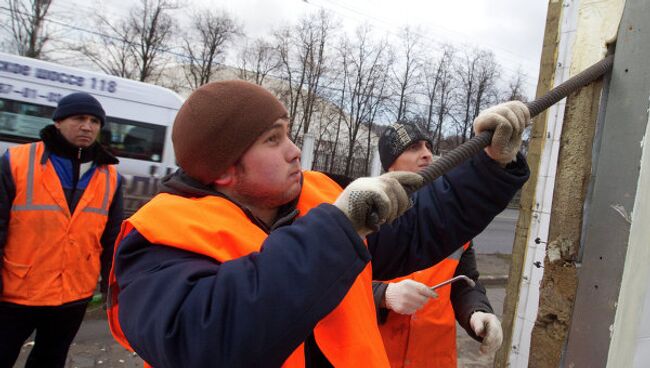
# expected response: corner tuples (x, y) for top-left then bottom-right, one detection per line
(107, 80), (530, 367)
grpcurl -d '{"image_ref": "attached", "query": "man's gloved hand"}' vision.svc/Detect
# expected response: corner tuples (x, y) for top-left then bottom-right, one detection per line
(334, 171), (423, 237)
(473, 101), (530, 165)
(384, 279), (438, 315)
(470, 311), (503, 354)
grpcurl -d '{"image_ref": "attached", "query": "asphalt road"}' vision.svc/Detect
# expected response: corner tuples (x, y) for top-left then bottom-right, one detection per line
(474, 208), (519, 254)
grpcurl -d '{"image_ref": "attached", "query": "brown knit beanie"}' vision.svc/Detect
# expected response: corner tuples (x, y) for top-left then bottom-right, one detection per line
(172, 80), (288, 184)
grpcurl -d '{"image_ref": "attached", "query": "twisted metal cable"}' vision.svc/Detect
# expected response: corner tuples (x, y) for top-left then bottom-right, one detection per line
(367, 55), (614, 228)
(417, 54), (614, 186)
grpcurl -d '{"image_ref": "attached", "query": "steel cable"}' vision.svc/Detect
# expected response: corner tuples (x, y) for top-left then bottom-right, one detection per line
(369, 54), (615, 228)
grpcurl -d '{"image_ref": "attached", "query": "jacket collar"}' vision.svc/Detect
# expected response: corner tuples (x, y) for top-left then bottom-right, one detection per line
(158, 169), (300, 232)
(39, 124), (119, 165)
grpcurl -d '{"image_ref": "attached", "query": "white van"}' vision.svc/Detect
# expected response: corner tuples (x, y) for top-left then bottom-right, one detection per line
(0, 52), (184, 215)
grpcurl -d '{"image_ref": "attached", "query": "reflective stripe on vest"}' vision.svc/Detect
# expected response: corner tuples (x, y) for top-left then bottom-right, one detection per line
(1, 142), (118, 306)
(107, 171), (390, 367)
(11, 143), (61, 212)
(379, 242), (471, 368)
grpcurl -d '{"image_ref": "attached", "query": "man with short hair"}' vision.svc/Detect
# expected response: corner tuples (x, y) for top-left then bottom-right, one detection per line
(374, 122), (502, 368)
(0, 92), (124, 368)
(107, 80), (530, 367)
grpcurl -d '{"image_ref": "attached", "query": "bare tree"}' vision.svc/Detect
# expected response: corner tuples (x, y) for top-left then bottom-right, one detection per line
(363, 62), (391, 174)
(76, 0), (177, 83)
(75, 17), (138, 79)
(503, 69), (529, 102)
(1, 0), (53, 58)
(237, 38), (280, 85)
(129, 0), (177, 82)
(327, 49), (348, 174)
(453, 48), (499, 143)
(390, 26), (422, 123)
(273, 9), (337, 140)
(295, 10), (337, 141)
(182, 8), (241, 90)
(453, 49), (479, 144)
(420, 44), (457, 154)
(336, 25), (393, 177)
(470, 51), (499, 134)
(274, 26), (304, 130)
(310, 99), (340, 171)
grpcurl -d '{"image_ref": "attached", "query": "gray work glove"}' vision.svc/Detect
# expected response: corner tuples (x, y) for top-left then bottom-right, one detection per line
(470, 311), (503, 354)
(333, 171), (423, 237)
(473, 101), (530, 164)
(384, 279), (438, 315)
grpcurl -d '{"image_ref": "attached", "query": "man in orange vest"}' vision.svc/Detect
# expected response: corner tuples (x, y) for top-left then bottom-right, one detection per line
(0, 92), (123, 368)
(373, 122), (502, 367)
(107, 80), (530, 367)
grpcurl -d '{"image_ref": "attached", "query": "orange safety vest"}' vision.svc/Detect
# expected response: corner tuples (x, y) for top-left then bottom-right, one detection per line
(379, 243), (471, 368)
(1, 142), (118, 306)
(108, 171), (391, 367)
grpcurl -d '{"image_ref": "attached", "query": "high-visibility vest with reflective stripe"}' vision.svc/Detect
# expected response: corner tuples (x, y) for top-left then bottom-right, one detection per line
(379, 242), (471, 368)
(107, 171), (390, 367)
(1, 142), (118, 306)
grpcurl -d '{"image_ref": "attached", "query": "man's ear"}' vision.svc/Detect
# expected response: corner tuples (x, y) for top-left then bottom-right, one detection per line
(214, 166), (236, 187)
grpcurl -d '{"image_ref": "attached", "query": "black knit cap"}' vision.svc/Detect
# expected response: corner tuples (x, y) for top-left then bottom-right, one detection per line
(52, 92), (106, 127)
(378, 122), (432, 171)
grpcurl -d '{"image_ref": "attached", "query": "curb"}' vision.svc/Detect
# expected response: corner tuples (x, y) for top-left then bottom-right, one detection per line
(479, 275), (509, 287)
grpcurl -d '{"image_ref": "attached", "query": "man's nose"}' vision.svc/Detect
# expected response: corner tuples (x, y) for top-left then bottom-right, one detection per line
(79, 118), (94, 129)
(288, 140), (302, 162)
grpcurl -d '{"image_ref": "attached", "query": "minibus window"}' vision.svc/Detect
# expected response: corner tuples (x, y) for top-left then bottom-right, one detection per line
(0, 98), (54, 143)
(100, 118), (166, 162)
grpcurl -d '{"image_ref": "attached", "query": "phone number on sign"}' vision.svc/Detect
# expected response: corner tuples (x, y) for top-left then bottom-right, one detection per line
(0, 83), (63, 103)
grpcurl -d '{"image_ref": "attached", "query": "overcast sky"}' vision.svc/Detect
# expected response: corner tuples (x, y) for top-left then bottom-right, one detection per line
(212, 0), (549, 95)
(52, 0), (548, 96)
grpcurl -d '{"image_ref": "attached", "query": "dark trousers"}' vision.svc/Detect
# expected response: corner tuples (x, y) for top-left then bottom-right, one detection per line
(0, 300), (88, 368)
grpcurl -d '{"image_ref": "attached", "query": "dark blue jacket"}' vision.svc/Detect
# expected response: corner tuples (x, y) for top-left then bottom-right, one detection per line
(113, 151), (529, 368)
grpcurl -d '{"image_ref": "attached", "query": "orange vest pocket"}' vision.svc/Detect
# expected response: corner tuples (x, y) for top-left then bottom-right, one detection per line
(3, 258), (32, 278)
(2, 257), (33, 299)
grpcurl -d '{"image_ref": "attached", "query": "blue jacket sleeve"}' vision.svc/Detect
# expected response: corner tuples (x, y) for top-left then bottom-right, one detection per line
(368, 151), (529, 280)
(99, 174), (124, 294)
(0, 151), (15, 294)
(114, 204), (370, 368)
